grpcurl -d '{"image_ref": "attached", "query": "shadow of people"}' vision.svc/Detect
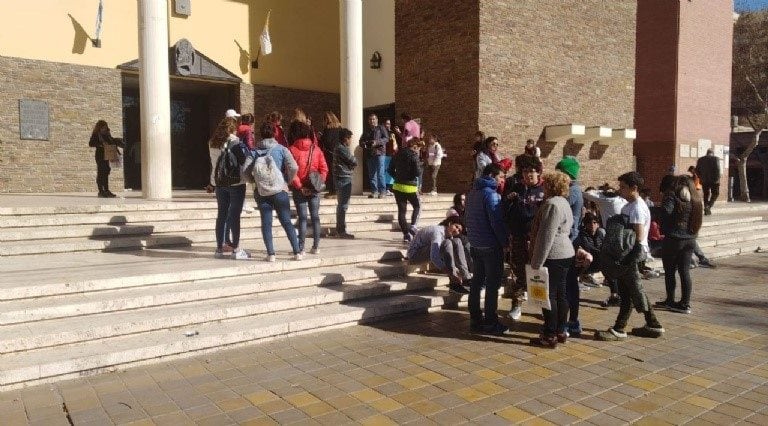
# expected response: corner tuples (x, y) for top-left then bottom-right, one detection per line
(68, 14), (90, 54)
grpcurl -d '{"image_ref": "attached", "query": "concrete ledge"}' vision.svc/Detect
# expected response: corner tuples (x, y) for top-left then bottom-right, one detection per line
(545, 124), (586, 142)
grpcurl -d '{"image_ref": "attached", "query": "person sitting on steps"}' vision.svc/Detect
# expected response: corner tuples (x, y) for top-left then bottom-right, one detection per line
(407, 216), (472, 294)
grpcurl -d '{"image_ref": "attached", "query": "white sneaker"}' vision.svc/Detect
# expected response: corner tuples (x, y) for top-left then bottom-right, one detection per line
(265, 254), (276, 262)
(521, 291), (528, 302)
(429, 191), (438, 196)
(232, 248), (251, 260)
(310, 247), (319, 255)
(294, 252), (304, 261)
(508, 306), (522, 321)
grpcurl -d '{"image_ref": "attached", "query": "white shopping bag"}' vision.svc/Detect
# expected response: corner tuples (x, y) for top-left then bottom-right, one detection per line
(525, 265), (551, 310)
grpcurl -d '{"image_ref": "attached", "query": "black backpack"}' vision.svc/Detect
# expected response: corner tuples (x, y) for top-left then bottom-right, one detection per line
(214, 143), (245, 187)
(599, 214), (638, 280)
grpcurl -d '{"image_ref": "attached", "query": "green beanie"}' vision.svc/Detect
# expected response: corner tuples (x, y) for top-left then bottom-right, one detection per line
(556, 156), (580, 180)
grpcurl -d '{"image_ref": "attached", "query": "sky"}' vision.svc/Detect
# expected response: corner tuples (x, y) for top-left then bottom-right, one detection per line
(734, 0), (768, 12)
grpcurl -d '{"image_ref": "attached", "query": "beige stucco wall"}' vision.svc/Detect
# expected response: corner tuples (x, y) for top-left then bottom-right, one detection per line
(363, 0), (395, 107)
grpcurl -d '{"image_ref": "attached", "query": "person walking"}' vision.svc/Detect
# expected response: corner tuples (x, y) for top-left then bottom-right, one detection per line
(209, 118), (249, 259)
(466, 163), (510, 335)
(528, 171), (575, 348)
(696, 149), (721, 215)
(289, 122), (329, 255)
(360, 114), (389, 198)
(253, 122), (302, 262)
(655, 175), (703, 314)
(389, 139), (423, 242)
(333, 128), (357, 239)
(89, 120), (124, 198)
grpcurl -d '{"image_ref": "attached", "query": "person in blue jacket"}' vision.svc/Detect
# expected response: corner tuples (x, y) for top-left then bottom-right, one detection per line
(465, 163), (510, 335)
(556, 156), (584, 337)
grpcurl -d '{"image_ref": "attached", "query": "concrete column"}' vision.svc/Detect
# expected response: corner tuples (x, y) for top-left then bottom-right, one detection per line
(138, 0), (172, 200)
(340, 0), (364, 194)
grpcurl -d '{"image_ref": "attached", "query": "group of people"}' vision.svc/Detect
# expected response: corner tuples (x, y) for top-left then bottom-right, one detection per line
(407, 135), (709, 349)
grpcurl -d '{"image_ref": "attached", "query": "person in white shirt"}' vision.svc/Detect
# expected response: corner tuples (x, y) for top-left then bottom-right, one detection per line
(596, 172), (665, 341)
(583, 184), (627, 228)
(425, 133), (445, 195)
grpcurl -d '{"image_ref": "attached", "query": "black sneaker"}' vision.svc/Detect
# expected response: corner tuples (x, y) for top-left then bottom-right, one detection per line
(448, 282), (470, 294)
(482, 321), (509, 336)
(654, 300), (673, 309)
(337, 232), (355, 239)
(368, 194), (375, 199)
(631, 325), (665, 338)
(601, 295), (621, 307)
(669, 302), (691, 314)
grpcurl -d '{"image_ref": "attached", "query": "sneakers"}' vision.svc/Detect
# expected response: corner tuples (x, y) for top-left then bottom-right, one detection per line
(368, 194), (375, 199)
(669, 302), (691, 314)
(521, 291), (528, 302)
(294, 252), (304, 261)
(232, 248), (251, 260)
(482, 322), (509, 336)
(699, 258), (716, 268)
(631, 325), (665, 338)
(377, 193), (384, 199)
(595, 328), (628, 341)
(222, 243), (234, 253)
(530, 334), (557, 348)
(642, 270), (660, 279)
(602, 295), (622, 307)
(448, 282), (470, 294)
(567, 320), (582, 338)
(556, 332), (568, 344)
(654, 300), (673, 310)
(508, 306), (522, 321)
(310, 247), (320, 255)
(386, 190), (394, 197)
(429, 190), (438, 196)
(265, 254), (276, 262)
(704, 206), (712, 216)
(579, 274), (602, 287)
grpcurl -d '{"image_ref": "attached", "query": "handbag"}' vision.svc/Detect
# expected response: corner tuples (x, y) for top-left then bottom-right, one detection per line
(305, 144), (326, 192)
(103, 143), (120, 162)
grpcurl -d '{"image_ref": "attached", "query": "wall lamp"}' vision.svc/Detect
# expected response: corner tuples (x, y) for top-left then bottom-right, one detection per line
(370, 51), (382, 69)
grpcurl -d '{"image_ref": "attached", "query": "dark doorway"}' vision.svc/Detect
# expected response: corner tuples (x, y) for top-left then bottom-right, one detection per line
(121, 76), (238, 190)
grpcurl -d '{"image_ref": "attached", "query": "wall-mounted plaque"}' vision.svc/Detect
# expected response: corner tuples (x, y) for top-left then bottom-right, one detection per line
(19, 99), (50, 140)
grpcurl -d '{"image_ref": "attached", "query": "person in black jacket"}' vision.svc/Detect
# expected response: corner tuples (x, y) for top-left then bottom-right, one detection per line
(389, 139), (423, 242)
(88, 120), (124, 198)
(574, 212), (605, 286)
(696, 149), (721, 215)
(359, 113), (389, 198)
(333, 128), (358, 239)
(320, 112), (343, 197)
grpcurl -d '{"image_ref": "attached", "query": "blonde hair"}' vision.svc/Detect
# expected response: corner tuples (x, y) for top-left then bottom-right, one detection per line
(209, 117), (238, 149)
(291, 108), (309, 125)
(323, 111), (341, 129)
(541, 171), (571, 198)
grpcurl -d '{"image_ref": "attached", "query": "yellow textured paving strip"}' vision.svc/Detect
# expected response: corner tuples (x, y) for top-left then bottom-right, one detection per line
(561, 403), (598, 419)
(496, 407), (535, 422)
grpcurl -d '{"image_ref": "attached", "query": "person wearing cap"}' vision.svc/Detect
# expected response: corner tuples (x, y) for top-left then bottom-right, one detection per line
(225, 109), (241, 119)
(555, 155), (584, 337)
(407, 216), (472, 294)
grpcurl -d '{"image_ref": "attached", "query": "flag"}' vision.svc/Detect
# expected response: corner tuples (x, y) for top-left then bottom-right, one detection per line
(259, 10), (272, 55)
(94, 0), (104, 42)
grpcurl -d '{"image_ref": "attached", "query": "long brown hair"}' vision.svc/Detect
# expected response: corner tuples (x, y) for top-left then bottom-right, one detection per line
(323, 111), (341, 129)
(209, 117), (238, 149)
(676, 175), (703, 234)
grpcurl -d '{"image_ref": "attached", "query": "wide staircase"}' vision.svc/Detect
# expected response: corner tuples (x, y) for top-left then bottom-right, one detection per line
(0, 195), (766, 390)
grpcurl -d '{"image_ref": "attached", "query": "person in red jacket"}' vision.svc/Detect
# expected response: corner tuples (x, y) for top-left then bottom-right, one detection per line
(265, 111), (288, 147)
(289, 122), (329, 255)
(236, 113), (256, 149)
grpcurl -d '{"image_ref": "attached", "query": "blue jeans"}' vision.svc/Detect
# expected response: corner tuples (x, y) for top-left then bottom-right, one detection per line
(469, 246), (504, 325)
(367, 154), (386, 194)
(215, 185), (246, 250)
(335, 178), (352, 234)
(292, 190), (321, 251)
(255, 191), (300, 256)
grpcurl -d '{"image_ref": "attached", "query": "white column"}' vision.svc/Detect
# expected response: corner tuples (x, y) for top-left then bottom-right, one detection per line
(340, 0), (364, 194)
(138, 0), (172, 200)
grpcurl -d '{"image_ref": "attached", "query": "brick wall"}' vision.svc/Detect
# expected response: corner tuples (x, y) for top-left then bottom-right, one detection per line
(478, 0), (637, 190)
(251, 85), (340, 130)
(0, 56), (123, 193)
(394, 0), (480, 190)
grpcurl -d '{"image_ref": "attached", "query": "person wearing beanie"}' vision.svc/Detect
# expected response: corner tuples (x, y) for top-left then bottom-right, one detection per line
(555, 156), (584, 337)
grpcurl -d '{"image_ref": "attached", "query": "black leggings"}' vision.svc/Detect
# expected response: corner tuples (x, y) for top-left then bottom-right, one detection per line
(96, 159), (111, 192)
(662, 238), (696, 305)
(393, 190), (420, 238)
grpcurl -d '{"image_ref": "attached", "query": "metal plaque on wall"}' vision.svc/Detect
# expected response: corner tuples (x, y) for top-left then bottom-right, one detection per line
(19, 99), (50, 140)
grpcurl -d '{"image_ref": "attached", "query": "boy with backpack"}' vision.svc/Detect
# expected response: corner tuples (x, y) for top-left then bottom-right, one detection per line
(595, 171), (665, 341)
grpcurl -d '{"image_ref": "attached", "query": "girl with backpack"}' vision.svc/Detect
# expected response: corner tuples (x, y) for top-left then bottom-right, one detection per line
(209, 117), (249, 260)
(655, 175), (703, 314)
(289, 122), (329, 255)
(253, 122), (302, 262)
(388, 138), (423, 242)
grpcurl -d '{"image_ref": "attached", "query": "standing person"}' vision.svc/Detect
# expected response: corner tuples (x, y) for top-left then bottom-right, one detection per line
(424, 133), (445, 196)
(209, 117), (249, 259)
(655, 175), (703, 314)
(264, 111), (288, 147)
(696, 149), (721, 215)
(596, 172), (665, 341)
(320, 111), (342, 197)
(555, 156), (584, 337)
(383, 119), (399, 196)
(475, 137), (500, 179)
(503, 155), (544, 321)
(528, 171), (576, 348)
(446, 192), (466, 221)
(583, 184), (627, 307)
(360, 114), (389, 198)
(466, 163), (509, 335)
(253, 122), (302, 262)
(289, 122), (329, 256)
(333, 128), (357, 239)
(89, 120), (124, 198)
(407, 217), (472, 294)
(399, 112), (421, 143)
(574, 212), (606, 286)
(389, 138), (423, 242)
(237, 113), (256, 214)
(524, 139), (541, 158)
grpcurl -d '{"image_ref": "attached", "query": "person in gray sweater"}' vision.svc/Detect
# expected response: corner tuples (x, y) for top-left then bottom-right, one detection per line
(529, 171), (575, 348)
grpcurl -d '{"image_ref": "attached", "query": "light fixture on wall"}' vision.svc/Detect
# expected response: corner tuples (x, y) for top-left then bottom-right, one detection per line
(370, 51), (382, 69)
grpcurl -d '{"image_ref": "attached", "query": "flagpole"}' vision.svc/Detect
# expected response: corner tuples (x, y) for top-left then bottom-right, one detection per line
(252, 10), (272, 69)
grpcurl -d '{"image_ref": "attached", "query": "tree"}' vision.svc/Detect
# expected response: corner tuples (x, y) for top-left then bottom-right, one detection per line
(732, 10), (768, 202)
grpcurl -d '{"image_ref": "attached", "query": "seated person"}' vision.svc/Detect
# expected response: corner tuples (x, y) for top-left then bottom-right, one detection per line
(407, 216), (471, 294)
(574, 212), (605, 287)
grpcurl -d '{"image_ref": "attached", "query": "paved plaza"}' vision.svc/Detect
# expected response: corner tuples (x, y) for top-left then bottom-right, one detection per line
(0, 251), (767, 425)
